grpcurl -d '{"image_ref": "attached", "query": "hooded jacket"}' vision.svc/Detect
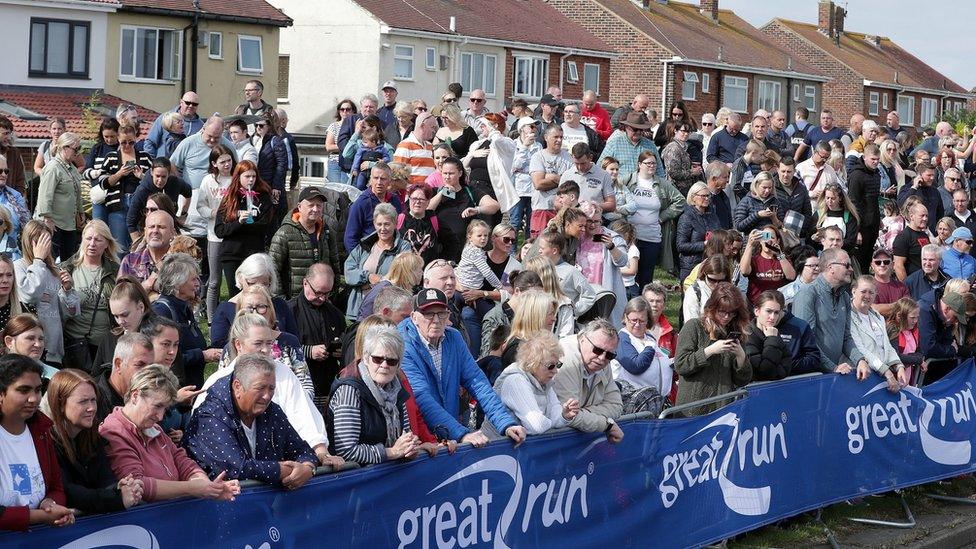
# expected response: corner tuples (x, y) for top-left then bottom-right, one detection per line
(269, 210), (340, 299)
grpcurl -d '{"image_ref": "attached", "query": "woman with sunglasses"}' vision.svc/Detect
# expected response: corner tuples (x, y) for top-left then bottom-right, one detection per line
(682, 254), (732, 322)
(433, 104), (477, 159)
(37, 133), (86, 262)
(614, 297), (673, 396)
(674, 282), (751, 416)
(484, 331), (577, 438)
(328, 326), (440, 464)
(96, 125), (152, 255)
(326, 100), (356, 183)
(398, 183), (441, 263)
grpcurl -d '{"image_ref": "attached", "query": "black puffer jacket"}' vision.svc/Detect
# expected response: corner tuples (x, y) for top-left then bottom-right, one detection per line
(848, 158), (881, 228)
(269, 211), (341, 299)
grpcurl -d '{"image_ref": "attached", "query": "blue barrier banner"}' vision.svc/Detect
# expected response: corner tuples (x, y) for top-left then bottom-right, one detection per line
(6, 360), (976, 549)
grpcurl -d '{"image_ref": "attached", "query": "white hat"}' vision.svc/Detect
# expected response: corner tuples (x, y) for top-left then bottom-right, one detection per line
(517, 117), (537, 131)
(381, 80), (397, 91)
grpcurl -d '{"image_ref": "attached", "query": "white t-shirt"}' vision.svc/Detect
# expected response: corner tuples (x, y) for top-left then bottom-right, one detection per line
(622, 244), (640, 287)
(559, 164), (614, 205)
(241, 421), (258, 457)
(528, 149), (573, 210)
(0, 425), (45, 509)
(630, 178), (663, 243)
(561, 123), (589, 152)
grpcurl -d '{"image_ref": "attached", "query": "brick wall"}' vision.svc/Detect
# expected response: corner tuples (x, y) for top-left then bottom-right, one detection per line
(547, 0), (672, 110)
(762, 20), (863, 123)
(560, 54), (611, 100)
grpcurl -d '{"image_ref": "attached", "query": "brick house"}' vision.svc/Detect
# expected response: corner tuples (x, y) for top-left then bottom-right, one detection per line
(548, 0), (827, 123)
(266, 0), (615, 137)
(762, 0), (972, 132)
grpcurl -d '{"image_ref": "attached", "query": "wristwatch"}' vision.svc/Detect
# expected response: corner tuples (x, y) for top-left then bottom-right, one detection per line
(605, 417), (616, 433)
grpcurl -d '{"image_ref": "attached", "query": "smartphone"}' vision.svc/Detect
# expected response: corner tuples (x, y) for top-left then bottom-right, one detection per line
(761, 231), (771, 241)
(124, 160), (136, 168)
(592, 234), (603, 242)
(727, 331), (741, 340)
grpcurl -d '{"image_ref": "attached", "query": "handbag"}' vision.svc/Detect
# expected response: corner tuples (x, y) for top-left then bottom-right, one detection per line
(63, 281), (101, 373)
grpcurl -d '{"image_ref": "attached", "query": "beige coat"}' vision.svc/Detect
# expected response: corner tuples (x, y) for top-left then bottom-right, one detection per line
(552, 334), (623, 433)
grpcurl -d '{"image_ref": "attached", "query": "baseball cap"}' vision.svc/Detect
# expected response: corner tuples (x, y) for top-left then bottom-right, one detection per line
(381, 80), (397, 91)
(943, 292), (970, 325)
(946, 227), (973, 244)
(517, 117), (537, 131)
(298, 186), (326, 202)
(872, 247), (892, 259)
(414, 288), (448, 311)
(540, 94), (560, 107)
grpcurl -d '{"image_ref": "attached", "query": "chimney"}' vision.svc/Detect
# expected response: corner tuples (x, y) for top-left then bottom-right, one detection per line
(699, 0), (718, 21)
(817, 0), (834, 37)
(833, 4), (846, 42)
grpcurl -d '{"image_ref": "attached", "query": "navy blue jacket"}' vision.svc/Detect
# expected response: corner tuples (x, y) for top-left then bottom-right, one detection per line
(773, 312), (821, 375)
(705, 128), (749, 164)
(152, 294), (207, 376)
(210, 297), (300, 350)
(904, 269), (947, 300)
(733, 194), (790, 234)
(185, 375), (316, 485)
(711, 189), (733, 229)
(676, 204), (723, 278)
(918, 288), (957, 361)
(343, 190), (403, 252)
(125, 174), (192, 233)
(253, 134), (287, 192)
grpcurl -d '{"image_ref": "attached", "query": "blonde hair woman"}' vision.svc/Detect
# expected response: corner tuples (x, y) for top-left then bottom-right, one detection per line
(37, 132), (85, 261)
(500, 290), (558, 368)
(14, 220), (79, 365)
(522, 256), (575, 337)
(357, 251), (423, 320)
(879, 139), (905, 196)
(434, 103), (477, 158)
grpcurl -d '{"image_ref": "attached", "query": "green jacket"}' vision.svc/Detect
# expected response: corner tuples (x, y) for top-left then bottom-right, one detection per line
(621, 171), (686, 275)
(60, 254), (120, 345)
(36, 157), (83, 231)
(269, 212), (340, 300)
(673, 318), (752, 416)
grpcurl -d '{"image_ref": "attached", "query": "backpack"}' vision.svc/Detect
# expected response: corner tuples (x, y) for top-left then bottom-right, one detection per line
(616, 380), (668, 416)
(320, 186), (352, 265)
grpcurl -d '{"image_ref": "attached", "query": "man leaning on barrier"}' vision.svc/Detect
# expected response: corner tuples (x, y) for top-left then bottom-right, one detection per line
(552, 319), (624, 443)
(184, 353), (318, 490)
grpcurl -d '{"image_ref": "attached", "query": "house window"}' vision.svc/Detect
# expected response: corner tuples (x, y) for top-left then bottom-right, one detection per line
(868, 92), (880, 116)
(792, 83), (800, 101)
(920, 97), (938, 126)
(757, 80), (781, 112)
(896, 95), (915, 125)
(393, 45), (413, 79)
(882, 93), (888, 110)
(29, 18), (90, 78)
(701, 72), (709, 93)
(426, 47), (436, 71)
(566, 61), (579, 83)
(208, 32), (222, 59)
(682, 71), (698, 101)
(804, 85), (816, 111)
(723, 76), (748, 113)
(237, 35), (263, 74)
(584, 63), (600, 94)
(120, 25), (182, 81)
(513, 55), (548, 99)
(459, 52), (496, 95)
(277, 55), (289, 101)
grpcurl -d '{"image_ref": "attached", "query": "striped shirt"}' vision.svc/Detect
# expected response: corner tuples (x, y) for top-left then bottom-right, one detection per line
(329, 384), (411, 464)
(393, 134), (435, 185)
(456, 244), (502, 290)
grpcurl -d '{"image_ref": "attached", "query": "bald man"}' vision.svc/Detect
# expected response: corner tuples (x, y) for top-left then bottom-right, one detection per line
(580, 90), (612, 140)
(611, 94), (650, 130)
(144, 91), (204, 157)
(118, 209), (176, 291)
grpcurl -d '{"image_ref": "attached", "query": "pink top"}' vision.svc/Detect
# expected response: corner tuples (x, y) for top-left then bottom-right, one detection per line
(99, 407), (203, 501)
(578, 237), (605, 286)
(425, 171), (444, 188)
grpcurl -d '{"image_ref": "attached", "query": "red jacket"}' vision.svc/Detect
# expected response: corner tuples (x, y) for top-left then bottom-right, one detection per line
(581, 103), (613, 141)
(0, 412), (66, 532)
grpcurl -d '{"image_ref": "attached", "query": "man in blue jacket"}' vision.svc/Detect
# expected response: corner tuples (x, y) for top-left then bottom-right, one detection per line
(185, 353), (319, 488)
(399, 288), (526, 447)
(143, 91), (204, 157)
(918, 290), (971, 383)
(941, 227), (976, 279)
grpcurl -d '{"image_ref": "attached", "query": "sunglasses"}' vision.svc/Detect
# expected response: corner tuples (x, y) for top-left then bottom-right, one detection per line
(873, 259), (892, 266)
(470, 98), (485, 103)
(542, 362), (561, 371)
(183, 100), (199, 107)
(702, 122), (715, 127)
(584, 334), (617, 360)
(706, 276), (726, 284)
(119, 140), (135, 146)
(0, 169), (8, 175)
(370, 355), (400, 367)
(255, 123), (267, 128)
(339, 107), (353, 112)
(502, 237), (516, 244)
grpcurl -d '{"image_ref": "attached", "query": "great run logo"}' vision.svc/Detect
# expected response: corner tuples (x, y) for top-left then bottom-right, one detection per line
(58, 525), (160, 549)
(659, 412), (788, 516)
(845, 381), (975, 465)
(395, 454), (589, 549)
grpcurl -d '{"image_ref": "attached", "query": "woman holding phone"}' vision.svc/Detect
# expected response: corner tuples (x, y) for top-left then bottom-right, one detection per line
(733, 172), (789, 235)
(739, 226), (795, 305)
(213, 160), (273, 299)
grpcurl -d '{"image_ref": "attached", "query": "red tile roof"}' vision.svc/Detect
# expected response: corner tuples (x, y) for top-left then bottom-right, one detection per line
(771, 19), (967, 95)
(592, 0), (821, 76)
(0, 86), (158, 141)
(120, 0), (291, 26)
(352, 0), (612, 53)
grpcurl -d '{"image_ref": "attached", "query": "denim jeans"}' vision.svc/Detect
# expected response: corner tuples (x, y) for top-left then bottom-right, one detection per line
(509, 196), (532, 236)
(106, 193), (132, 257)
(635, 239), (662, 289)
(461, 298), (494, 359)
(327, 157), (342, 183)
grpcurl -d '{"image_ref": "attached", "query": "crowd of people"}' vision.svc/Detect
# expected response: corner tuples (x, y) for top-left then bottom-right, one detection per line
(3, 75), (976, 532)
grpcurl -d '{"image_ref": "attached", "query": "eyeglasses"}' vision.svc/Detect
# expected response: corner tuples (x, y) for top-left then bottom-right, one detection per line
(370, 355), (400, 367)
(804, 263), (821, 270)
(144, 206), (159, 214)
(695, 193), (711, 199)
(119, 140), (135, 146)
(830, 261), (853, 270)
(873, 259), (892, 266)
(716, 309), (737, 318)
(409, 196), (429, 202)
(420, 310), (451, 321)
(626, 317), (647, 326)
(502, 237), (516, 244)
(541, 362), (561, 371)
(182, 100), (199, 107)
(244, 304), (270, 314)
(470, 98), (485, 103)
(706, 276), (726, 285)
(640, 160), (656, 166)
(584, 334), (617, 360)
(304, 279), (331, 299)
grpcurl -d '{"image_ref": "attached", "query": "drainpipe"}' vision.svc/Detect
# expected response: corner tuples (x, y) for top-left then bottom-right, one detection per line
(661, 59), (671, 114)
(559, 51), (573, 96)
(190, 0), (200, 92)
